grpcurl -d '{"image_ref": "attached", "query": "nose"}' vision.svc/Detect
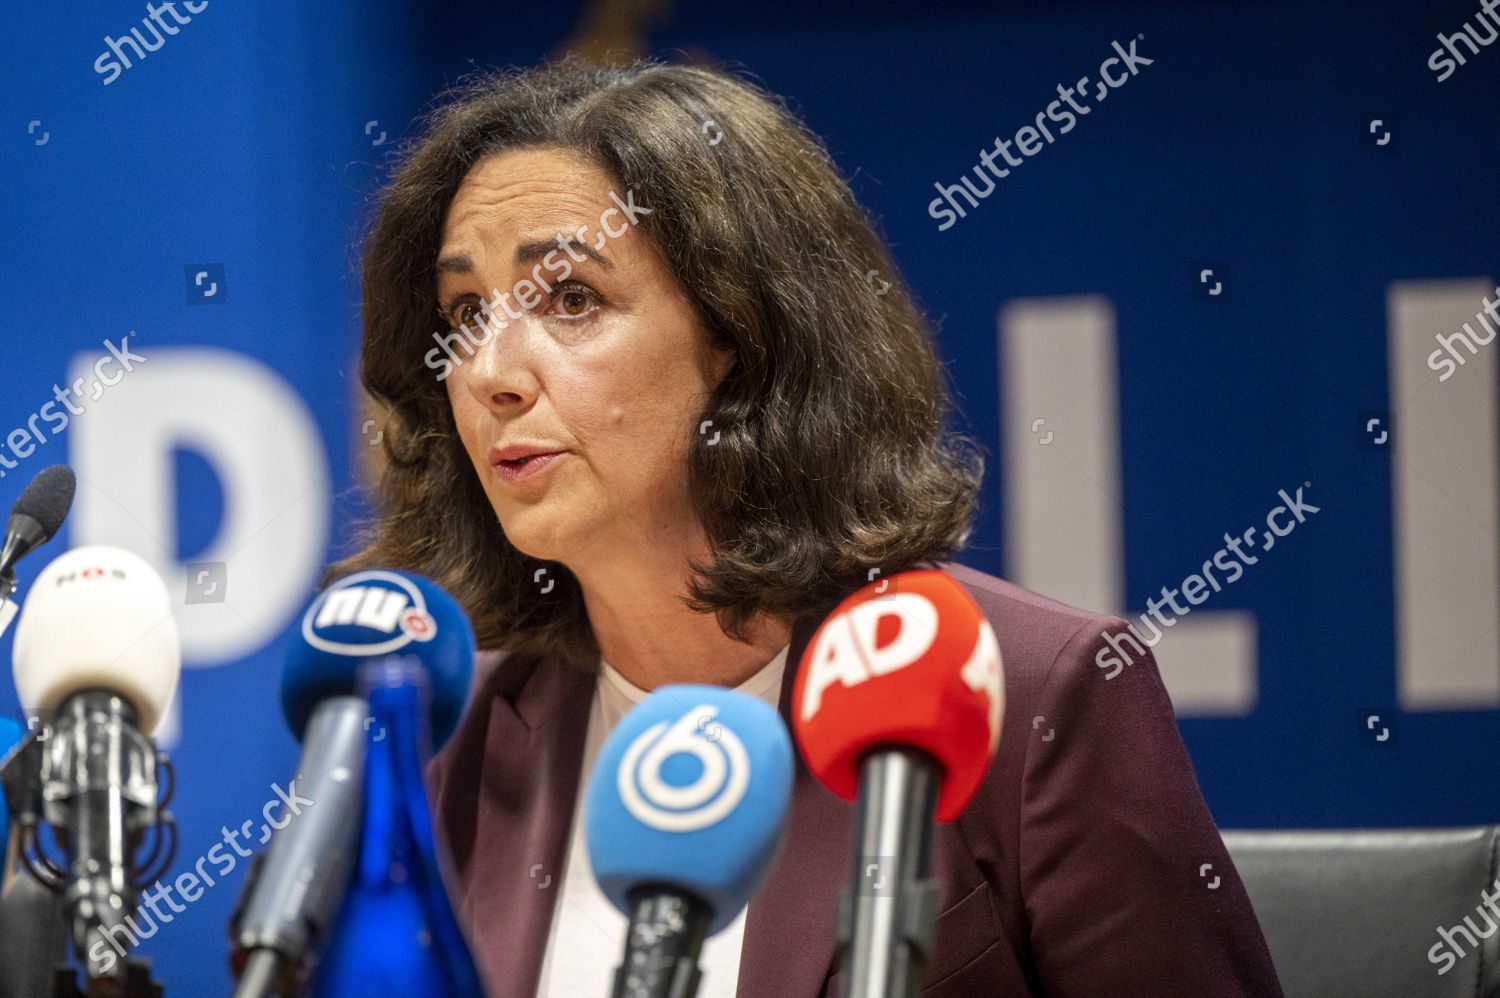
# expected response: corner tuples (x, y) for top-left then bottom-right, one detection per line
(462, 312), (541, 413)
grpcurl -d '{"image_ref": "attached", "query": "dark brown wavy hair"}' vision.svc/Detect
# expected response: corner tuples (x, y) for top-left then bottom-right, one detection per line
(333, 57), (984, 669)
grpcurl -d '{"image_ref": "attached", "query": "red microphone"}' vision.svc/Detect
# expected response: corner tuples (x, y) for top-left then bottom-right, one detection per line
(792, 569), (1003, 998)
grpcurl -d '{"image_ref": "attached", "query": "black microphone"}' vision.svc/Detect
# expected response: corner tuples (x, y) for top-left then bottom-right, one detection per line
(0, 465), (75, 578)
(1, 716), (71, 998)
(0, 872), (70, 998)
(0, 464), (75, 637)
(0, 468), (78, 993)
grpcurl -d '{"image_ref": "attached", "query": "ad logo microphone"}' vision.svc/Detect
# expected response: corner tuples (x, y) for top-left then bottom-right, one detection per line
(618, 702), (751, 832)
(792, 568), (1003, 998)
(794, 569), (1002, 821)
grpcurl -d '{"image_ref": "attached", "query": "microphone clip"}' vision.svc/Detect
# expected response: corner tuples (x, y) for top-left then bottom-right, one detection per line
(3, 694), (178, 896)
(0, 691), (179, 987)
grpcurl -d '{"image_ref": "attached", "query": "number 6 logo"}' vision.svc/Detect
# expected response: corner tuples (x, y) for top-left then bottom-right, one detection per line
(618, 705), (749, 832)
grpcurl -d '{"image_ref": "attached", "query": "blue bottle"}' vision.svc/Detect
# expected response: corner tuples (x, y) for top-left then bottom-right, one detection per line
(312, 656), (486, 997)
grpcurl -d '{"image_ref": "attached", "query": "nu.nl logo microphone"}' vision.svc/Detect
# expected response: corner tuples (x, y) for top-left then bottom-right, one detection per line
(302, 570), (438, 657)
(618, 704), (750, 833)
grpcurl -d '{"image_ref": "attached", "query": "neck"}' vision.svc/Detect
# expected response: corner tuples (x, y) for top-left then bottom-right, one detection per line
(567, 526), (793, 692)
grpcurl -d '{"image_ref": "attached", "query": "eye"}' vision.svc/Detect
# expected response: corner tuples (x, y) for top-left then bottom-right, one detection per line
(439, 294), (487, 330)
(546, 281), (601, 320)
(457, 299), (487, 328)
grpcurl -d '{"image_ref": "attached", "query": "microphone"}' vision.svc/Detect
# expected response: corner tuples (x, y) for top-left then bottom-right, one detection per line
(230, 568), (480, 998)
(0, 465), (76, 636)
(1, 716), (72, 998)
(0, 708), (70, 998)
(5, 544), (180, 985)
(586, 685), (794, 998)
(0, 716), (19, 871)
(791, 569), (1003, 998)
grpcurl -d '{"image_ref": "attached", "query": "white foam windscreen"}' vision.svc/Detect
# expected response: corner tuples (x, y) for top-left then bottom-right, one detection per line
(13, 545), (181, 734)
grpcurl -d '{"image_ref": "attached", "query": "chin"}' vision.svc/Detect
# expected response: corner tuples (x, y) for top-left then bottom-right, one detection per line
(497, 509), (573, 563)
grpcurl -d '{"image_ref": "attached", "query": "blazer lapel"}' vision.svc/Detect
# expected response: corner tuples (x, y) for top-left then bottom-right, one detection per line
(463, 656), (595, 998)
(737, 613), (854, 998)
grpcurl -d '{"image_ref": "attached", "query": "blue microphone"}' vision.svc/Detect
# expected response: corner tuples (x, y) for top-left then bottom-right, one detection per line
(280, 569), (473, 747)
(231, 569), (483, 998)
(0, 715), (21, 864)
(586, 685), (794, 998)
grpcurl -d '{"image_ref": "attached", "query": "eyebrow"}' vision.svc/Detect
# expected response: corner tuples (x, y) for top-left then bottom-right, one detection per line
(434, 253), (474, 275)
(434, 237), (615, 277)
(515, 238), (613, 271)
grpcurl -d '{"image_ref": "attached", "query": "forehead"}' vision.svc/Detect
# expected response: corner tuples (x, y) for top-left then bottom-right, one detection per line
(442, 146), (616, 245)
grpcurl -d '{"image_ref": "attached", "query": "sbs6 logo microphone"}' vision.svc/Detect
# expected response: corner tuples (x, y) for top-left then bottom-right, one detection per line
(618, 704), (750, 833)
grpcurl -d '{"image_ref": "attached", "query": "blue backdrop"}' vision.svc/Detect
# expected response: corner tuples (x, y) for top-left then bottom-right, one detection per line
(3, 1), (1497, 993)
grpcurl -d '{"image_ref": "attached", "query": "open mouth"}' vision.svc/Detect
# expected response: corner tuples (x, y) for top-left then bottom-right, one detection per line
(498, 450), (562, 466)
(493, 450), (565, 481)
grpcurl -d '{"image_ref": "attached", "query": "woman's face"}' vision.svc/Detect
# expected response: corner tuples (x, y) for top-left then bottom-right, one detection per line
(437, 146), (732, 567)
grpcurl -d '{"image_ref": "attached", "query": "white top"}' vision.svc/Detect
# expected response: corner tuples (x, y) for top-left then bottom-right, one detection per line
(534, 644), (791, 998)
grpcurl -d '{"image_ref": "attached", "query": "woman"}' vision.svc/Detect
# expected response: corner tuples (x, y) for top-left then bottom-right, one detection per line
(337, 59), (1282, 997)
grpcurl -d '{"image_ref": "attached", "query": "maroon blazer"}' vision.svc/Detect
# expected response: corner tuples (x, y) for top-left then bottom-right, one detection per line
(428, 562), (1283, 997)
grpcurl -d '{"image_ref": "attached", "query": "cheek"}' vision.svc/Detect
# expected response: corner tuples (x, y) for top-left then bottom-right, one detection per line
(540, 361), (608, 441)
(559, 368), (689, 497)
(567, 356), (689, 448)
(613, 387), (707, 498)
(443, 377), (485, 462)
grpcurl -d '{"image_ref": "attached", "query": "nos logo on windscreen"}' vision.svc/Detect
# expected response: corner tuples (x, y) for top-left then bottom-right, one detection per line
(302, 570), (437, 657)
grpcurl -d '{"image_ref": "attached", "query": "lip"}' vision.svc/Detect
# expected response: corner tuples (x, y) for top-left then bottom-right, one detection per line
(491, 442), (567, 463)
(489, 446), (567, 485)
